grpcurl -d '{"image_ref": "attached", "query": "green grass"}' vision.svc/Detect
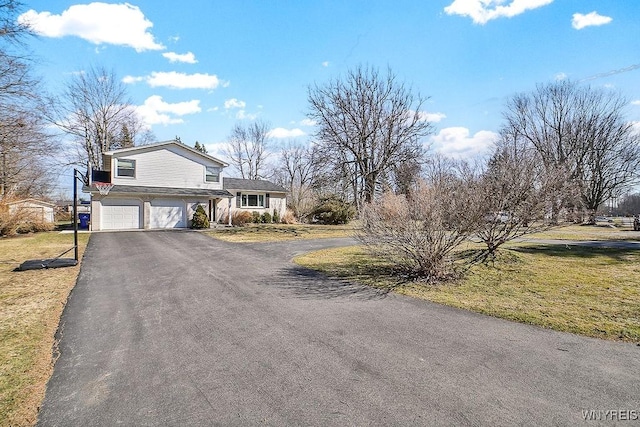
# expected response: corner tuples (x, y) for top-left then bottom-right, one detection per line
(205, 223), (354, 242)
(294, 243), (640, 342)
(0, 232), (89, 427)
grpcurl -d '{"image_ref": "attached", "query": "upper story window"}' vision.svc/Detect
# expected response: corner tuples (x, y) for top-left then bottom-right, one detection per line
(116, 158), (136, 178)
(205, 166), (220, 183)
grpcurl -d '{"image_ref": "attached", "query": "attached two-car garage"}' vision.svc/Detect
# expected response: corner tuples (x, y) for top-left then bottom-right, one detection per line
(99, 198), (186, 230)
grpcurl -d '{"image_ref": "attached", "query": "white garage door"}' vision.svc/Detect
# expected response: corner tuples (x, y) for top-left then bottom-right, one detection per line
(150, 199), (186, 229)
(101, 199), (141, 230)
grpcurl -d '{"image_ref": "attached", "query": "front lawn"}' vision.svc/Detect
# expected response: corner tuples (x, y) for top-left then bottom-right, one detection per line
(0, 232), (89, 427)
(295, 243), (640, 342)
(525, 223), (640, 241)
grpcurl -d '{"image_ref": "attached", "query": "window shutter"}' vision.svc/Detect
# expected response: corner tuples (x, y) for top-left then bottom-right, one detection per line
(236, 192), (241, 208)
(265, 193), (270, 208)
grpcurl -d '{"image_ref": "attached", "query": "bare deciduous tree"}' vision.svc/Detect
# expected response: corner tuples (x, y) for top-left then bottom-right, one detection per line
(503, 80), (640, 221)
(469, 132), (572, 256)
(48, 66), (149, 170)
(307, 65), (433, 208)
(618, 193), (640, 216)
(0, 107), (55, 197)
(225, 120), (271, 180)
(0, 0), (56, 197)
(271, 142), (318, 220)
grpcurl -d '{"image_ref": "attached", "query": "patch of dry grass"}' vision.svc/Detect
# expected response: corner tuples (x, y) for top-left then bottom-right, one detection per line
(526, 224), (640, 241)
(205, 223), (354, 242)
(0, 232), (89, 427)
(294, 244), (640, 342)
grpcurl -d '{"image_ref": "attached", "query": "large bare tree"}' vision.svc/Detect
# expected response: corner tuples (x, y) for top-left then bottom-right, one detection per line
(49, 66), (150, 170)
(0, 0), (56, 197)
(503, 80), (640, 221)
(307, 65), (433, 207)
(224, 120), (271, 180)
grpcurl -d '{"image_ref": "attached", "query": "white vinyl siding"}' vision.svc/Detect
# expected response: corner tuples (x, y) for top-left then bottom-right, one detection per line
(110, 146), (224, 189)
(101, 199), (141, 230)
(150, 199), (186, 229)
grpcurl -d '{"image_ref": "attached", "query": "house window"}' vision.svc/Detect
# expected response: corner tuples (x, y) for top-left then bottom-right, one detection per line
(205, 166), (220, 182)
(241, 194), (264, 208)
(116, 159), (135, 177)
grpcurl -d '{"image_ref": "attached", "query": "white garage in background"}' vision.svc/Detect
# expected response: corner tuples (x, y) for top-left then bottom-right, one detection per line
(100, 199), (141, 230)
(150, 199), (186, 229)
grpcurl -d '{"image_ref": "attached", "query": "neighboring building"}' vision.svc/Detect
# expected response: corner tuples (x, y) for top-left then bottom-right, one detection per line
(7, 199), (55, 223)
(83, 140), (286, 231)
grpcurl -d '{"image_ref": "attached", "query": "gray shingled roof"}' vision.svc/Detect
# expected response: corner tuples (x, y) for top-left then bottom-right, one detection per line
(222, 178), (287, 193)
(83, 185), (233, 198)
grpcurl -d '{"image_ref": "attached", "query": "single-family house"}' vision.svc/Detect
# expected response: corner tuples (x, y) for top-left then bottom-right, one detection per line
(84, 140), (286, 231)
(7, 199), (55, 223)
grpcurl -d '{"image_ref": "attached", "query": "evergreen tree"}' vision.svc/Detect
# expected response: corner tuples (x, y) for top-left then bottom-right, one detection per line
(194, 141), (208, 153)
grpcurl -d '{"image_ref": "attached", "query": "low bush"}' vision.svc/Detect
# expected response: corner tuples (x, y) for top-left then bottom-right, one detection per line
(55, 211), (72, 222)
(0, 201), (55, 236)
(358, 181), (476, 283)
(261, 211), (272, 223)
(251, 211), (261, 223)
(311, 195), (355, 225)
(272, 210), (280, 223)
(190, 205), (210, 229)
(280, 208), (296, 224)
(232, 211), (253, 226)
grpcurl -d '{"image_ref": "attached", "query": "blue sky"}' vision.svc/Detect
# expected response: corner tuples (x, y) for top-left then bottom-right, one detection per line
(16, 0), (640, 192)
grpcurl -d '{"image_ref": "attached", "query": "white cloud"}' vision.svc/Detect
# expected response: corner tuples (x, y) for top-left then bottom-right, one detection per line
(572, 12), (612, 30)
(162, 51), (197, 64)
(224, 98), (246, 109)
(123, 71), (224, 89)
(429, 127), (498, 159)
(418, 111), (447, 123)
(236, 110), (258, 120)
(122, 75), (144, 84)
(631, 100), (640, 106)
(322, 61), (330, 67)
(555, 72), (568, 81)
(267, 128), (306, 139)
(18, 3), (164, 51)
(299, 118), (317, 127)
(203, 142), (228, 159)
(135, 95), (201, 126)
(444, 0), (554, 25)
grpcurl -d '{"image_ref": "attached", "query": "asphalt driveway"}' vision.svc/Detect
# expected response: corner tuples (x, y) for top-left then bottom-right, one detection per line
(38, 231), (639, 426)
